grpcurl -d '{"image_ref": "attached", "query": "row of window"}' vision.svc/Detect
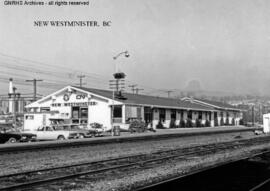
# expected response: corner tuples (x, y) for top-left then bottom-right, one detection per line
(160, 109), (211, 121)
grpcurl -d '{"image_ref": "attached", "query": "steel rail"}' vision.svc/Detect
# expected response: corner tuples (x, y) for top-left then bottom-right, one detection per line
(134, 150), (270, 191)
(249, 177), (270, 191)
(0, 137), (269, 190)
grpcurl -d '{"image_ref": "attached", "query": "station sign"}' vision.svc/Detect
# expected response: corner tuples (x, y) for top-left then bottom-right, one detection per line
(51, 101), (97, 107)
(62, 93), (89, 102)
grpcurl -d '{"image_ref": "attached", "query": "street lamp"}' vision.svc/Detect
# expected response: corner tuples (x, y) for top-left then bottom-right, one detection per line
(111, 50), (130, 136)
(113, 51), (129, 60)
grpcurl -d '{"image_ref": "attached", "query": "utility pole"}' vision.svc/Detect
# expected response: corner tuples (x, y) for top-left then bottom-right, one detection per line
(26, 79), (43, 101)
(252, 105), (255, 126)
(135, 88), (144, 94)
(128, 84), (137, 94)
(76, 75), (86, 87)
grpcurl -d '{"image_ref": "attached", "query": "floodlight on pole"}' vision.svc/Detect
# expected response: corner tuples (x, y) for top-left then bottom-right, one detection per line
(111, 50), (130, 136)
(113, 51), (129, 60)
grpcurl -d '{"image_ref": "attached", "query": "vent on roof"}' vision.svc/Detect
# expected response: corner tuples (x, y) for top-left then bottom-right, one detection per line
(115, 91), (127, 100)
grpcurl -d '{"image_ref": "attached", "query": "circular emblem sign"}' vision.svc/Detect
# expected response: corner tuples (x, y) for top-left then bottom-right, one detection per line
(63, 94), (70, 101)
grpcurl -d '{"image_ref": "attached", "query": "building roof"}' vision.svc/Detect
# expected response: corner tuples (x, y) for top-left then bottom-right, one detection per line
(73, 86), (216, 111)
(182, 97), (240, 111)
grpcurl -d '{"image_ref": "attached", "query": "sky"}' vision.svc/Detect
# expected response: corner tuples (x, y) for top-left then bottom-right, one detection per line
(0, 0), (270, 97)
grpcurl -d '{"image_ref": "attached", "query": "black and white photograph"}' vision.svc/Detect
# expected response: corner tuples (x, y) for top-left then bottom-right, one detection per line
(1, 0), (270, 190)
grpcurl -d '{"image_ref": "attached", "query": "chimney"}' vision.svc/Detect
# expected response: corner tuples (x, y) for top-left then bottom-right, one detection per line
(8, 78), (13, 113)
(9, 78), (13, 94)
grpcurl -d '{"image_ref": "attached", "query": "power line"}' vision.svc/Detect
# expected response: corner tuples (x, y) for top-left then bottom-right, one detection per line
(0, 52), (181, 97)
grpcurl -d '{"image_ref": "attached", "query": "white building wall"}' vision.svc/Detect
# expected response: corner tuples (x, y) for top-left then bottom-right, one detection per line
(217, 111), (221, 126)
(192, 111), (197, 123)
(263, 113), (270, 133)
(141, 107), (145, 121)
(88, 100), (111, 131)
(210, 112), (214, 127)
(176, 111), (181, 126)
(24, 113), (51, 131)
(201, 112), (206, 125)
(50, 106), (71, 119)
(122, 105), (126, 124)
(183, 111), (188, 122)
(153, 109), (159, 129)
(228, 111), (233, 125)
(164, 109), (171, 128)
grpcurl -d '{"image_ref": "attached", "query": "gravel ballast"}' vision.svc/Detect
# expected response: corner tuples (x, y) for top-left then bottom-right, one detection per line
(0, 131), (267, 191)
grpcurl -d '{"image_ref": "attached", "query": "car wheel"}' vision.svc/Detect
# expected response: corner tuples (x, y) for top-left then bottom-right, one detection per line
(57, 135), (65, 140)
(6, 137), (17, 143)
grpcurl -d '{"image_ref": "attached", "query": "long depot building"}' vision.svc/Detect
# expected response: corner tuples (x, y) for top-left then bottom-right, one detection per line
(24, 85), (242, 131)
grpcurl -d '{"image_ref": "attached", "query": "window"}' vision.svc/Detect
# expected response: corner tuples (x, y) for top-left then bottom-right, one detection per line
(214, 112), (218, 119)
(72, 107), (80, 118)
(25, 115), (34, 120)
(159, 109), (165, 122)
(198, 111), (202, 120)
(171, 109), (176, 120)
(46, 126), (54, 131)
(220, 112), (224, 118)
(38, 126), (44, 131)
(137, 107), (142, 119)
(144, 107), (153, 123)
(41, 107), (50, 112)
(188, 110), (192, 119)
(80, 108), (88, 118)
(113, 106), (122, 118)
(180, 110), (184, 119)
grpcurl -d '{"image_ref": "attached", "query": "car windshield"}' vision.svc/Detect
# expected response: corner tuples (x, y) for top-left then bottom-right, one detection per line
(38, 126), (45, 131)
(54, 126), (65, 131)
(46, 126), (55, 131)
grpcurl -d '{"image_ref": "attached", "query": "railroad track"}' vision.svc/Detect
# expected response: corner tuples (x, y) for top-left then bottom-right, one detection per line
(249, 177), (270, 191)
(0, 136), (270, 191)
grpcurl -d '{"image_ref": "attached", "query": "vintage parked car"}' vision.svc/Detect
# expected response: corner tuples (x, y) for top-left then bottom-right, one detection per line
(57, 124), (105, 138)
(88, 123), (105, 137)
(0, 131), (37, 144)
(57, 124), (95, 138)
(33, 126), (81, 141)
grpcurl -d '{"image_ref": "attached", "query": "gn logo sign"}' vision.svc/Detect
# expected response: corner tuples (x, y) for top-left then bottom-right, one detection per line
(63, 94), (89, 101)
(63, 94), (70, 101)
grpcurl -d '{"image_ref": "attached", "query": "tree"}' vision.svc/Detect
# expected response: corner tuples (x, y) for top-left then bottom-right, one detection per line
(195, 119), (202, 127)
(205, 119), (210, 127)
(186, 118), (193, 128)
(169, 119), (176, 128)
(179, 119), (186, 128)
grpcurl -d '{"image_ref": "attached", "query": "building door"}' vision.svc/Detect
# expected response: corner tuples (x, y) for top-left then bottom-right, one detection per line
(80, 107), (88, 124)
(144, 107), (153, 124)
(72, 107), (80, 124)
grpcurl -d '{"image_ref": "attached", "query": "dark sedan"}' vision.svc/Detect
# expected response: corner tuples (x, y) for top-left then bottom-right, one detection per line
(0, 131), (37, 144)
